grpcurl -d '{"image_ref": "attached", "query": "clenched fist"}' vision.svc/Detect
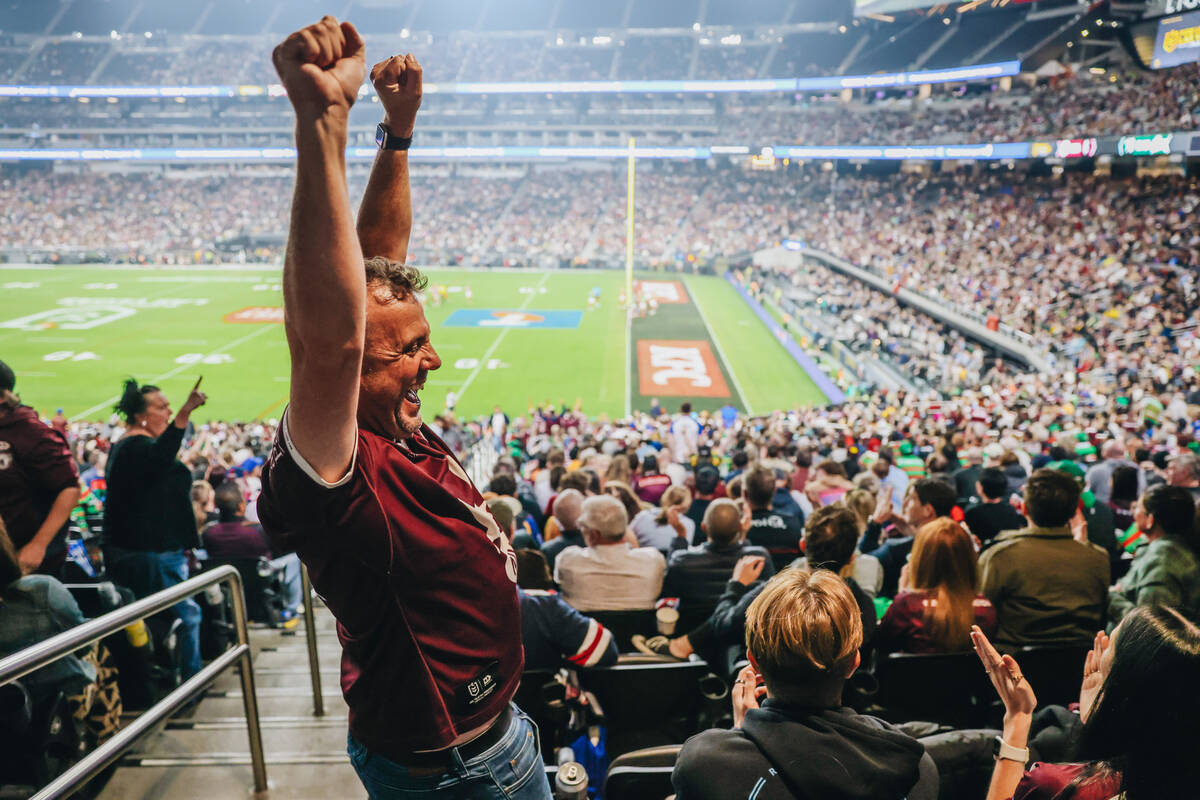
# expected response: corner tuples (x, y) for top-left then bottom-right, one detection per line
(273, 16), (366, 119)
(371, 53), (422, 137)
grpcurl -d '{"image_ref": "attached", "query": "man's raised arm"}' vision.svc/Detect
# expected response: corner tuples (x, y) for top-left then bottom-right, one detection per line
(357, 53), (422, 261)
(273, 17), (367, 483)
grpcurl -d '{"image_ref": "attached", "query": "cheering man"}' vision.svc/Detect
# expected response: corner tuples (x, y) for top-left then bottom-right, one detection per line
(258, 17), (549, 799)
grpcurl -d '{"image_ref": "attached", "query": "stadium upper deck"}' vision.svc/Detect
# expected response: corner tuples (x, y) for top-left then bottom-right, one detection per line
(0, 0), (1092, 85)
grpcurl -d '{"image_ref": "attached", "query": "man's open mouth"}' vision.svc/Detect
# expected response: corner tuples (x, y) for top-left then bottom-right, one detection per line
(404, 387), (421, 408)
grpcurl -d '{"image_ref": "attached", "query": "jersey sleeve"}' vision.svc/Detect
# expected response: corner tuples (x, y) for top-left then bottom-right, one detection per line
(550, 596), (617, 668)
(258, 411), (391, 574)
(25, 427), (79, 494)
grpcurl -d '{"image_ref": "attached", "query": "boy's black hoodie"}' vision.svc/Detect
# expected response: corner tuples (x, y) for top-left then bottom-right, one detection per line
(673, 699), (938, 800)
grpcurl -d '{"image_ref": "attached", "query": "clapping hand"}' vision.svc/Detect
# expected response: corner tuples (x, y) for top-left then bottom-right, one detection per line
(732, 555), (766, 586)
(371, 53), (422, 137)
(1079, 629), (1111, 724)
(872, 489), (893, 525)
(732, 664), (767, 728)
(971, 625), (1036, 721)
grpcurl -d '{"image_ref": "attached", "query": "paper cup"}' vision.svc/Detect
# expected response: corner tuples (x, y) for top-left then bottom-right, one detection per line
(656, 606), (680, 636)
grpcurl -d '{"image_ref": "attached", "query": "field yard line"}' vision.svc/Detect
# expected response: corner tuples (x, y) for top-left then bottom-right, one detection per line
(68, 325), (277, 421)
(453, 272), (551, 405)
(685, 278), (754, 416)
(624, 304), (632, 418)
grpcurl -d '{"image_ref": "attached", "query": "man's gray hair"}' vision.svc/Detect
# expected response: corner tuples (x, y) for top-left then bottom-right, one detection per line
(364, 256), (428, 304)
(579, 495), (628, 541)
(553, 489), (585, 531)
(1171, 451), (1200, 481)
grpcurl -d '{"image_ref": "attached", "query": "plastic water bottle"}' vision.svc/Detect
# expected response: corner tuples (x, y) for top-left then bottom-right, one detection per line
(125, 618), (149, 648)
(66, 539), (96, 578)
(554, 761), (588, 800)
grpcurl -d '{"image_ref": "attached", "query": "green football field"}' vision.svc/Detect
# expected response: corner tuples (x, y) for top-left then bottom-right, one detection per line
(0, 265), (828, 422)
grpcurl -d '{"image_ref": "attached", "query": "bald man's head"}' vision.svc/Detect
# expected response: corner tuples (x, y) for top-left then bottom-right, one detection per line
(1102, 439), (1125, 461)
(703, 498), (743, 546)
(553, 488), (584, 530)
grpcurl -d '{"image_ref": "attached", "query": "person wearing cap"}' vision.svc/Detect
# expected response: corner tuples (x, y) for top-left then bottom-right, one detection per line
(633, 453), (672, 505)
(686, 464), (722, 544)
(895, 442), (926, 481)
(0, 359), (81, 576)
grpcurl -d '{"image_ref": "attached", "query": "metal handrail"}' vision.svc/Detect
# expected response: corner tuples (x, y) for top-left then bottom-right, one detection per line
(299, 562), (324, 717)
(0, 565), (268, 799)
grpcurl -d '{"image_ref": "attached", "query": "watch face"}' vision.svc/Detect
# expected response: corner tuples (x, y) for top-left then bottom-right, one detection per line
(376, 126), (386, 148)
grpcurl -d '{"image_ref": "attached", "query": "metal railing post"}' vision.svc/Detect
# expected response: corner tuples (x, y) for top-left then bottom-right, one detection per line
(0, 565), (270, 800)
(228, 573), (269, 794)
(300, 563), (324, 716)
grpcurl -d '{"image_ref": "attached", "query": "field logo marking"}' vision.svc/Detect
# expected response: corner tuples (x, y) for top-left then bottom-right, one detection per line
(43, 351), (100, 362)
(637, 340), (730, 398)
(224, 306), (284, 324)
(634, 280), (687, 304)
(57, 297), (208, 308)
(0, 306), (135, 331)
(483, 312), (545, 327)
(443, 309), (582, 329)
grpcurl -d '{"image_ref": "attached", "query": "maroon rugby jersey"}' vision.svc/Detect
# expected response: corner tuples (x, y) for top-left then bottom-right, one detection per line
(258, 413), (522, 755)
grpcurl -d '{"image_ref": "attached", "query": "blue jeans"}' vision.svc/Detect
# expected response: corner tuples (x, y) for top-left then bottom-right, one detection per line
(105, 547), (203, 680)
(269, 553), (303, 613)
(347, 704), (552, 799)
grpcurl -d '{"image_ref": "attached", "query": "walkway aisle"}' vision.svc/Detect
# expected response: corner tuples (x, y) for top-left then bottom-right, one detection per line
(97, 602), (364, 799)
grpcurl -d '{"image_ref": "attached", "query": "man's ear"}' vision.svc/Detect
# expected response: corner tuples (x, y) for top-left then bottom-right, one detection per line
(1144, 511), (1156, 533)
(844, 650), (862, 680)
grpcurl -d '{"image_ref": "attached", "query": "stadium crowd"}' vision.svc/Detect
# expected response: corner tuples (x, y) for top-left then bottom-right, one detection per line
(2, 14), (1200, 799)
(6, 167), (1196, 399)
(1, 59), (1197, 148)
(3, 339), (1200, 797)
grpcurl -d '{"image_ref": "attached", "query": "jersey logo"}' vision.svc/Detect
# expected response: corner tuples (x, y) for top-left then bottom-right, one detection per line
(445, 455), (518, 583)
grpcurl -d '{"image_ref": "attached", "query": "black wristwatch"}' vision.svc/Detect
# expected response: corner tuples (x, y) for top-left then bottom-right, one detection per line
(375, 123), (412, 151)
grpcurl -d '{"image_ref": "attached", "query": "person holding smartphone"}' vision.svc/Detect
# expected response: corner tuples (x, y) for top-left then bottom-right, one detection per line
(103, 375), (207, 679)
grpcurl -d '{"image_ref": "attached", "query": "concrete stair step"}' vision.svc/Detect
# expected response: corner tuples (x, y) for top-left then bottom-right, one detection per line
(124, 723), (351, 757)
(96, 762), (365, 800)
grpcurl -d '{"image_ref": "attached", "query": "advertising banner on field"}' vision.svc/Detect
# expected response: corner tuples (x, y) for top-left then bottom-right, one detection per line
(1152, 10), (1200, 69)
(1146, 0), (1200, 18)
